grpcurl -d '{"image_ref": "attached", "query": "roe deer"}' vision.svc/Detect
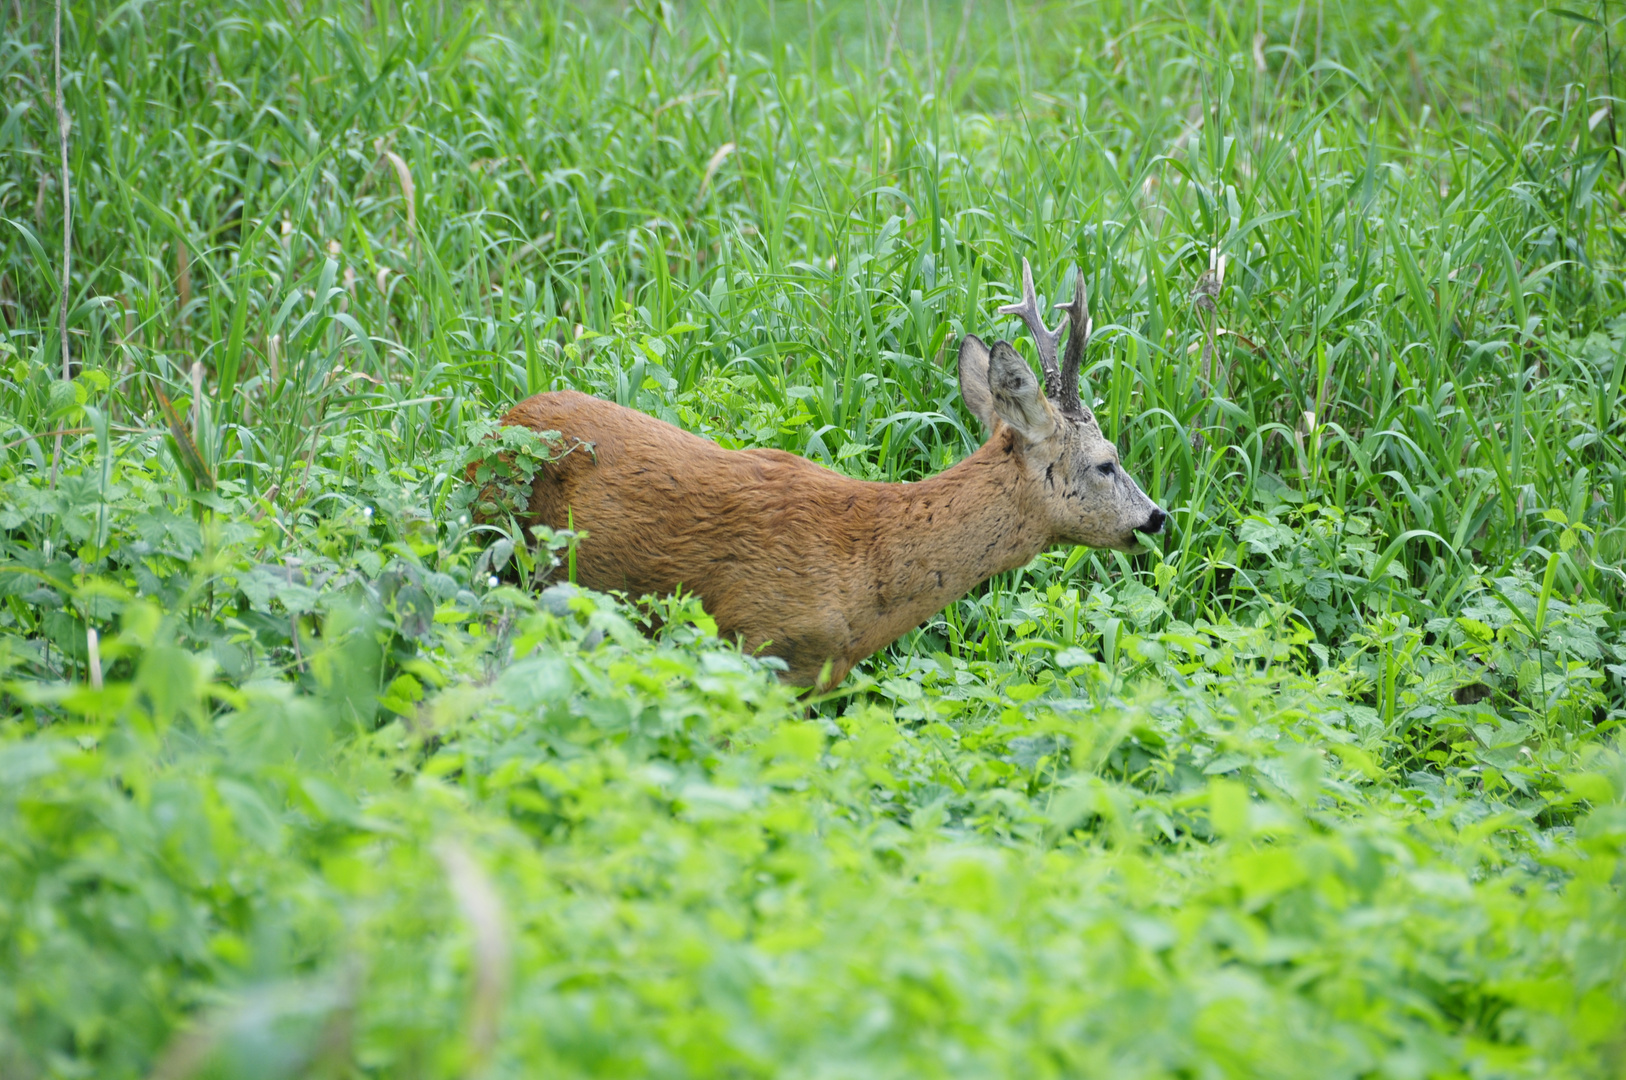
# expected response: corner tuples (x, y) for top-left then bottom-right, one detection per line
(497, 260), (1165, 687)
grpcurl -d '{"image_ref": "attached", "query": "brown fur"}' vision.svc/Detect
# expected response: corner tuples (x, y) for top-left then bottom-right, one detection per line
(498, 325), (1163, 688)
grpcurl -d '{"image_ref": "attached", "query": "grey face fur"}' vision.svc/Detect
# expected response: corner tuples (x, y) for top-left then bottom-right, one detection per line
(957, 260), (1166, 552)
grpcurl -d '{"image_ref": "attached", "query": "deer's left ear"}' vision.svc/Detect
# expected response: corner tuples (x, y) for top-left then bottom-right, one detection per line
(958, 334), (997, 433)
(987, 340), (1052, 443)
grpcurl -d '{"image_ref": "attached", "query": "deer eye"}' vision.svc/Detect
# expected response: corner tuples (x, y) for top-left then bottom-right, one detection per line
(1095, 462), (1116, 477)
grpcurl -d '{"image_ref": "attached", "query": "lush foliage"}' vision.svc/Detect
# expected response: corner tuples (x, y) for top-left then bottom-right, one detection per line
(3, 0), (1626, 1076)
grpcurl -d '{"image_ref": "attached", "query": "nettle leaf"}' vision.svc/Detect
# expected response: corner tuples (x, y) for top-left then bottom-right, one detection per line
(462, 423), (568, 519)
(1239, 515), (1294, 556)
(1117, 582), (1168, 628)
(240, 565), (325, 615)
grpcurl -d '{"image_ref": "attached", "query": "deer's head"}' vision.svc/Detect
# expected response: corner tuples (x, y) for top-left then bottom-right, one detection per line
(958, 259), (1166, 552)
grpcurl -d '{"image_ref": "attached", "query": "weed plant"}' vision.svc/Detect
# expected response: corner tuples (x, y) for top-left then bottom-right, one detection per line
(2, 0), (1626, 1076)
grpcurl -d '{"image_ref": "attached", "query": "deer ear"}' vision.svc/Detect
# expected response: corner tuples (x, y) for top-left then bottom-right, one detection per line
(987, 340), (1052, 442)
(957, 334), (996, 433)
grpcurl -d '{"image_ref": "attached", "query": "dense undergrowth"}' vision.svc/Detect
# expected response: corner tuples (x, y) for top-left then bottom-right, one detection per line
(3, 0), (1626, 1076)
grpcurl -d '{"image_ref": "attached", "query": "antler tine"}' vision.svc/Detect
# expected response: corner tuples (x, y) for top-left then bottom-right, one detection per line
(1053, 266), (1092, 417)
(996, 257), (1065, 398)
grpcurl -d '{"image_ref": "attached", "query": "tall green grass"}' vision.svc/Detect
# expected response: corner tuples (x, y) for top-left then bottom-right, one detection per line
(2, 1), (1626, 1076)
(6, 0), (1626, 654)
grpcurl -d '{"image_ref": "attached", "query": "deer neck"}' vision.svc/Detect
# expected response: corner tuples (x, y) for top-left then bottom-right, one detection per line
(860, 430), (1051, 650)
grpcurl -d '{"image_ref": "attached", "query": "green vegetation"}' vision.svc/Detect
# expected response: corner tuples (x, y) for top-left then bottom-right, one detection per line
(3, 0), (1626, 1075)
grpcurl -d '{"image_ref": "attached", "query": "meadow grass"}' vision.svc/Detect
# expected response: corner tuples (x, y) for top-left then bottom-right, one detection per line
(2, 0), (1626, 1076)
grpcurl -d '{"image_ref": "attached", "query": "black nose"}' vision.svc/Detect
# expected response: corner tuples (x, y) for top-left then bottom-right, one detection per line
(1143, 508), (1167, 534)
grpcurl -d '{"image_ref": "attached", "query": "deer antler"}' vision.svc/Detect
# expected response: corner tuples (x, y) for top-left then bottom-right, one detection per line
(998, 259), (1092, 418)
(1053, 267), (1091, 418)
(997, 258), (1065, 400)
